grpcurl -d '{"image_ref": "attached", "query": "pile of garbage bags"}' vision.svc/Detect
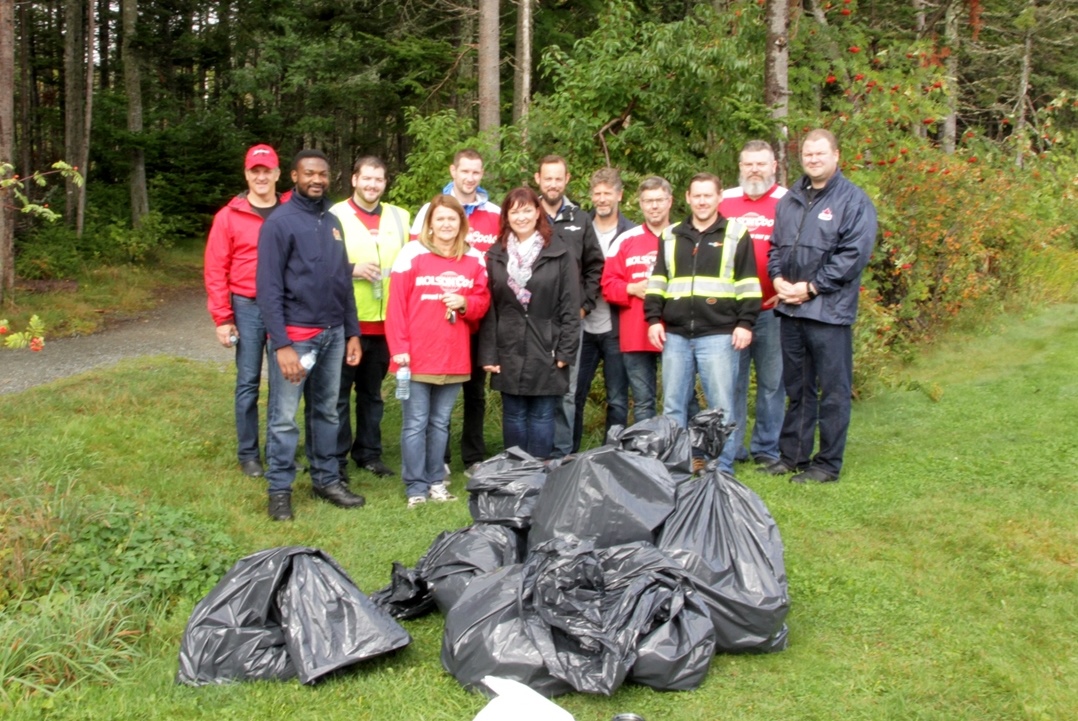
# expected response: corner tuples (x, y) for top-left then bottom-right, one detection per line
(381, 412), (790, 696)
(175, 412), (789, 697)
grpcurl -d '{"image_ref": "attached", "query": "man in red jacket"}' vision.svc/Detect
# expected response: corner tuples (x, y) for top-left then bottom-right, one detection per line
(204, 144), (281, 478)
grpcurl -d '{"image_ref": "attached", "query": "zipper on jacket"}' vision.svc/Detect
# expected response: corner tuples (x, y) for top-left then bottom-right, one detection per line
(689, 235), (700, 335)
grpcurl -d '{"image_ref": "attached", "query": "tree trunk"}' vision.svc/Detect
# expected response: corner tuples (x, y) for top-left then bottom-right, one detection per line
(17, 1), (32, 180)
(98, 0), (109, 90)
(512, 0), (532, 125)
(1013, 0), (1035, 168)
(764, 0), (790, 184)
(78, 0), (93, 236)
(477, 0), (499, 144)
(1, 0), (15, 299)
(121, 0), (148, 227)
(64, 0), (86, 227)
(941, 0), (959, 153)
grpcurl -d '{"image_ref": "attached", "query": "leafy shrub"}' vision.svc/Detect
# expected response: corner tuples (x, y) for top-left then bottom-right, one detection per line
(14, 224), (85, 280)
(103, 210), (178, 264)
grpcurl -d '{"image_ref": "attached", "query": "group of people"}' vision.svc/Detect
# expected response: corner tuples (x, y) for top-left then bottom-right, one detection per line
(205, 129), (877, 521)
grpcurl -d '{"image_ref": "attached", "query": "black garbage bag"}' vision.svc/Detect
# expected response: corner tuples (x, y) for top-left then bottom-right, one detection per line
(657, 471), (790, 653)
(521, 539), (715, 695)
(466, 447), (550, 529)
(688, 408), (735, 460)
(369, 561), (434, 620)
(607, 415), (694, 482)
(177, 547), (411, 686)
(441, 565), (573, 697)
(528, 446), (677, 551)
(422, 524), (524, 614)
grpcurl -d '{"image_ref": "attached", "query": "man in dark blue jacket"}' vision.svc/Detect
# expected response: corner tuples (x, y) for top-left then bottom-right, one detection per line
(257, 149), (365, 520)
(762, 129), (877, 483)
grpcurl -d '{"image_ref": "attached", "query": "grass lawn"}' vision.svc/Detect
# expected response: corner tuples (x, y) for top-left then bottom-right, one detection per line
(1, 305), (1076, 720)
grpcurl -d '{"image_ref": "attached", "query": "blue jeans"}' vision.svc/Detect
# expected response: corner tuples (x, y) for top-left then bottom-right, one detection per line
(265, 326), (346, 495)
(335, 334), (390, 470)
(552, 329), (583, 458)
(502, 393), (558, 460)
(778, 316), (853, 476)
(401, 381), (461, 498)
(231, 295), (267, 463)
(573, 329), (629, 451)
(731, 309), (784, 462)
(623, 351), (658, 423)
(661, 332), (740, 473)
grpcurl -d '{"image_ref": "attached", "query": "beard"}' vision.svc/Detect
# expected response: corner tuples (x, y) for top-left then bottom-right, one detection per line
(740, 175), (774, 198)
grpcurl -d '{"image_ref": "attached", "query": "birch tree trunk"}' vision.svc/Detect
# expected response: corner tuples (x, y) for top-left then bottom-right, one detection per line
(64, 0), (86, 227)
(512, 0), (532, 125)
(941, 0), (959, 153)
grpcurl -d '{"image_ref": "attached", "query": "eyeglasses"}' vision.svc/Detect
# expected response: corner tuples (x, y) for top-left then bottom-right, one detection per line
(640, 197), (670, 206)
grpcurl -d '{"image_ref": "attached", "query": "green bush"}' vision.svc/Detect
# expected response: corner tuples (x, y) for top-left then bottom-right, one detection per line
(13, 224), (84, 280)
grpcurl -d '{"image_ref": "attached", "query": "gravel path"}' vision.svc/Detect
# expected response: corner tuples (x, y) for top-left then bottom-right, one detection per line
(0, 290), (231, 395)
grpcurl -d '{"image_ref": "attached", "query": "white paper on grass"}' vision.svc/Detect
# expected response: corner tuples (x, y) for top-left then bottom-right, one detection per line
(472, 676), (576, 721)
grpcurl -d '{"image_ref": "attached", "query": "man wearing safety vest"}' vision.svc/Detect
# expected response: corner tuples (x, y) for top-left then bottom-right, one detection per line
(329, 156), (411, 484)
(644, 172), (762, 475)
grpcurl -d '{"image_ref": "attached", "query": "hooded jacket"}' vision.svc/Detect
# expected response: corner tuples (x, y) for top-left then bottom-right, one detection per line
(767, 170), (877, 326)
(478, 236), (581, 396)
(256, 190), (360, 350)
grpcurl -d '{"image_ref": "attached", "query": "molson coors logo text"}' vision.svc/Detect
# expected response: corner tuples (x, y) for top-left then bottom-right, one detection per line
(731, 212), (775, 241)
(417, 271), (474, 300)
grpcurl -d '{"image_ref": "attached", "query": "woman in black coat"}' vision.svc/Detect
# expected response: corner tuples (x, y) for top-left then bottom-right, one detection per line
(479, 187), (580, 459)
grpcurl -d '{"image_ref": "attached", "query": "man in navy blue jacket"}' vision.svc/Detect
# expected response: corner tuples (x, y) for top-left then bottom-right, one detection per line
(762, 129), (877, 484)
(257, 149), (366, 520)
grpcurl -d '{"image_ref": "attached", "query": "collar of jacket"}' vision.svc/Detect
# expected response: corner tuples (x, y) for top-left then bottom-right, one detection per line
(673, 214), (728, 240)
(441, 181), (490, 216)
(792, 169), (845, 202)
(287, 189), (331, 214)
(488, 235), (567, 262)
(551, 197), (581, 224)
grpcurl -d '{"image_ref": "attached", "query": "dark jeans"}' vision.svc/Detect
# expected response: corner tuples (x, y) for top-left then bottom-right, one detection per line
(231, 295), (267, 463)
(336, 334), (390, 469)
(445, 334), (488, 467)
(778, 316), (853, 476)
(573, 329), (628, 451)
(622, 351), (658, 424)
(501, 393), (558, 460)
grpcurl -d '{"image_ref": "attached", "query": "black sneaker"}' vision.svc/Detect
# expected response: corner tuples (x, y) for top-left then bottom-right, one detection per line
(360, 460), (395, 477)
(241, 459), (264, 477)
(268, 493), (293, 521)
(312, 481), (366, 508)
(790, 467), (839, 484)
(756, 459), (801, 476)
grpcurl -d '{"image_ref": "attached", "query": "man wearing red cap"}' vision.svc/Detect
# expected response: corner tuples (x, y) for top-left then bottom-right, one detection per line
(204, 143), (282, 478)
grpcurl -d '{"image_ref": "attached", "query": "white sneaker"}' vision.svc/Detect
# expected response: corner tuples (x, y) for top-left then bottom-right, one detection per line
(407, 495), (427, 508)
(464, 462), (482, 479)
(429, 483), (457, 502)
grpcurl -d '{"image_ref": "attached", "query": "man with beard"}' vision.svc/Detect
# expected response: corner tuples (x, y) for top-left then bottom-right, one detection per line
(719, 140), (788, 467)
(410, 149), (500, 476)
(645, 173), (761, 475)
(328, 156), (410, 482)
(763, 129), (878, 484)
(573, 167), (634, 451)
(257, 150), (366, 520)
(534, 155), (604, 458)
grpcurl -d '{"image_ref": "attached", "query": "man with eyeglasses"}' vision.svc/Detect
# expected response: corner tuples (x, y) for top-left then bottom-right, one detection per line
(602, 176), (675, 423)
(719, 140), (788, 469)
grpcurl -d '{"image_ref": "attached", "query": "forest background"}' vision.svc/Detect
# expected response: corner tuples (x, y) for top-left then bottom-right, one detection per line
(2, 0), (1077, 378)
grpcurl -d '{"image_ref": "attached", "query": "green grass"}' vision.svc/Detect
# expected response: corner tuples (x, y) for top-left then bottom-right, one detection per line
(1, 306), (1076, 720)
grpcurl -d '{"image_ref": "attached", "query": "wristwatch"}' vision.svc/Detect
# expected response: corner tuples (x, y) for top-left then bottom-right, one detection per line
(806, 282), (818, 300)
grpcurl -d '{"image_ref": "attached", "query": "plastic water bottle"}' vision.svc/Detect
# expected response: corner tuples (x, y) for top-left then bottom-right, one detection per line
(371, 271), (383, 300)
(395, 366), (411, 400)
(228, 334), (239, 347)
(299, 350), (317, 371)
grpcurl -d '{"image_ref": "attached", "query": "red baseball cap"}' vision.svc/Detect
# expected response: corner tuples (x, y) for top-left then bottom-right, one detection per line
(245, 144), (279, 170)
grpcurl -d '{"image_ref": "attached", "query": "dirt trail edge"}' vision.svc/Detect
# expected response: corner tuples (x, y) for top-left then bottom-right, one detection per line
(1, 291), (231, 395)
